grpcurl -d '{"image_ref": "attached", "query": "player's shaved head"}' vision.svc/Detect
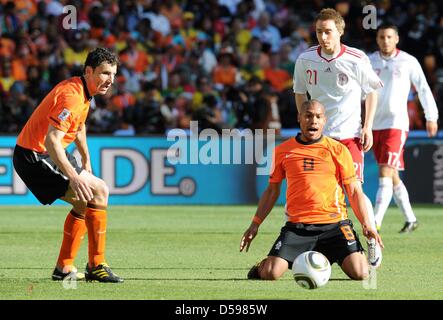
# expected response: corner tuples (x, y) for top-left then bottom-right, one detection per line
(300, 99), (325, 114)
(298, 100), (326, 142)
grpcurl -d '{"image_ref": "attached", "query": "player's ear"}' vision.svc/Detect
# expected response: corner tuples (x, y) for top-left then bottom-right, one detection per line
(84, 65), (93, 76)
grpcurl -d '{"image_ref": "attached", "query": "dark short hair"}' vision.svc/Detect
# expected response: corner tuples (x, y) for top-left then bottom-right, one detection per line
(83, 47), (119, 73)
(300, 99), (325, 113)
(377, 23), (399, 34)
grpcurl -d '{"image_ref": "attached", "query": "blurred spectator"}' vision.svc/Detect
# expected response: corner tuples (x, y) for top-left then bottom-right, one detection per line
(213, 47), (239, 88)
(278, 41), (295, 75)
(0, 59), (15, 94)
(130, 82), (166, 134)
(193, 94), (225, 133)
(140, 0), (171, 37)
(160, 0), (183, 29)
(0, 1), (21, 36)
(240, 50), (265, 82)
(251, 11), (281, 53)
(263, 52), (292, 92)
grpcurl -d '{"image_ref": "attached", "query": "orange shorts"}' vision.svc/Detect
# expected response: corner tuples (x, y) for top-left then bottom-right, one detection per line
(373, 129), (408, 170)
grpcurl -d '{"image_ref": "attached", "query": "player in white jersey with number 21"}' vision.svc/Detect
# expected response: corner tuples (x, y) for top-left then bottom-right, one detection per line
(369, 23), (439, 233)
(293, 8), (383, 268)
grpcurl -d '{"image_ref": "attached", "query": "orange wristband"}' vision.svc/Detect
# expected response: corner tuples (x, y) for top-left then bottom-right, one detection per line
(252, 215), (263, 225)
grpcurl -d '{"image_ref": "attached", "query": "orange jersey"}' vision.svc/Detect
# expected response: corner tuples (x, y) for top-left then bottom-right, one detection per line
(17, 77), (91, 153)
(269, 135), (356, 224)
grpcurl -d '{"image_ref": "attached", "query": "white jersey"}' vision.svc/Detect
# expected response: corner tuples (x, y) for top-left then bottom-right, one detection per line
(294, 45), (383, 140)
(369, 49), (439, 131)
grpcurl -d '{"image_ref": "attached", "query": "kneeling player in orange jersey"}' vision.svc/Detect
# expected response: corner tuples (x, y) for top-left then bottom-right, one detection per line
(240, 100), (383, 280)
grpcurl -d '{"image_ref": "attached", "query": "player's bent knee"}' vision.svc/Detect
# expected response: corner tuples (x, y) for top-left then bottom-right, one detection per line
(341, 252), (368, 280)
(260, 268), (284, 280)
(260, 257), (288, 280)
(92, 178), (109, 202)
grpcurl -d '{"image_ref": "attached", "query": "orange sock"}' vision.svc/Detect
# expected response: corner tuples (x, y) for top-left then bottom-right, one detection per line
(56, 210), (87, 270)
(84, 204), (108, 267)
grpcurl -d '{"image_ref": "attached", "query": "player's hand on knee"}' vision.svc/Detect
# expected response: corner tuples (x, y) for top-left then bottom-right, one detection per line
(69, 175), (93, 202)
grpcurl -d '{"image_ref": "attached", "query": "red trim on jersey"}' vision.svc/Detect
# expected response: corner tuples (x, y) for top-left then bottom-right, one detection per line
(378, 48), (400, 59)
(316, 44), (346, 62)
(345, 50), (363, 59)
(344, 47), (363, 57)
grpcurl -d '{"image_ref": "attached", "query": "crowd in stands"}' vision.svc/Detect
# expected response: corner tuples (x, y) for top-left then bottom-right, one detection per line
(0, 0), (442, 136)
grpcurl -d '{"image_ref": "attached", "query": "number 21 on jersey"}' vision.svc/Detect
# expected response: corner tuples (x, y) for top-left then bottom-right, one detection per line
(306, 69), (317, 85)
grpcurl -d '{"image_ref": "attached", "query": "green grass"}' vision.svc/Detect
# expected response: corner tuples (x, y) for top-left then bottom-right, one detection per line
(0, 205), (442, 300)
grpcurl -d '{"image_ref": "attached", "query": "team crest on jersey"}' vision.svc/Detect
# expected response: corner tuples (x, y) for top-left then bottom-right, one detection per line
(337, 73), (349, 85)
(58, 108), (71, 121)
(393, 67), (401, 77)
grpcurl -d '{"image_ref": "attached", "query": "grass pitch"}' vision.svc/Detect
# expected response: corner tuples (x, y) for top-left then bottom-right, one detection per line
(0, 205), (442, 300)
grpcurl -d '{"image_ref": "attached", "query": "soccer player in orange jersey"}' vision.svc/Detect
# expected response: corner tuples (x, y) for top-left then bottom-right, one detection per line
(240, 100), (383, 280)
(13, 48), (123, 283)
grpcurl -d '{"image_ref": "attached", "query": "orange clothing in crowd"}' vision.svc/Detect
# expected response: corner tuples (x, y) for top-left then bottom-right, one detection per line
(269, 135), (357, 224)
(264, 68), (291, 92)
(119, 49), (150, 73)
(111, 93), (136, 110)
(0, 37), (16, 58)
(212, 65), (237, 86)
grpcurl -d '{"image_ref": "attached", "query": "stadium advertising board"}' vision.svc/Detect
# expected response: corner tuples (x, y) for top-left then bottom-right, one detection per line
(0, 136), (441, 204)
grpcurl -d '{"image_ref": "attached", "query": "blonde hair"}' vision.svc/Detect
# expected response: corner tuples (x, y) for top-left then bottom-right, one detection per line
(315, 8), (345, 35)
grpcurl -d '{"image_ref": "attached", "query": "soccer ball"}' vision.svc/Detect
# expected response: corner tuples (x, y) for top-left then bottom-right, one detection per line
(292, 251), (331, 289)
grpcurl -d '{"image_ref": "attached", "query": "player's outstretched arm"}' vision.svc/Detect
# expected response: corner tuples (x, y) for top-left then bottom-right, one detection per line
(240, 182), (281, 252)
(344, 181), (384, 249)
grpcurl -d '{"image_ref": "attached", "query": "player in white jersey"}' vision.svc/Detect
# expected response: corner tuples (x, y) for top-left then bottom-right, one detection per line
(369, 23), (439, 233)
(293, 8), (383, 268)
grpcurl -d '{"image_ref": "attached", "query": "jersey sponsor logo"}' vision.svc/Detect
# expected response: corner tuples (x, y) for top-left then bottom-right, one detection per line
(274, 240), (282, 251)
(337, 73), (349, 86)
(58, 108), (71, 121)
(347, 240), (356, 246)
(324, 67), (332, 73)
